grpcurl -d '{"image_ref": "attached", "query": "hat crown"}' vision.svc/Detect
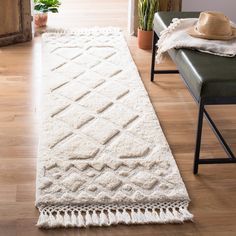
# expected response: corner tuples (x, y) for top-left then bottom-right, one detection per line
(196, 11), (232, 37)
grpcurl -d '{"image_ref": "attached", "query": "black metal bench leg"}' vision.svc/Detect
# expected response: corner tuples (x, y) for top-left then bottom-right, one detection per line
(193, 100), (204, 175)
(151, 32), (158, 82)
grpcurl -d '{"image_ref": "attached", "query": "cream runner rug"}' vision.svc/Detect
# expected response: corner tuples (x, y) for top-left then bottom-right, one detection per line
(36, 28), (193, 228)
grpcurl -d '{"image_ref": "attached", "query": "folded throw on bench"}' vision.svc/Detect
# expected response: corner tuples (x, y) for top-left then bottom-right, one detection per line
(156, 18), (236, 63)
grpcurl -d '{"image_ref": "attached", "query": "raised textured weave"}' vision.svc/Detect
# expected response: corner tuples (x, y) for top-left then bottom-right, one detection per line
(36, 28), (193, 228)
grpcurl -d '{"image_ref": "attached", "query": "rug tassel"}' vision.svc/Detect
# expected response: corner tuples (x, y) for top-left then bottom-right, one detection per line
(144, 209), (155, 223)
(92, 210), (100, 225)
(85, 211), (93, 226)
(116, 209), (124, 223)
(64, 211), (72, 227)
(159, 208), (166, 223)
(77, 211), (85, 227)
(152, 208), (161, 222)
(49, 213), (58, 227)
(179, 207), (194, 221)
(37, 211), (49, 228)
(55, 211), (64, 226)
(100, 210), (109, 226)
(131, 209), (139, 223)
(165, 208), (177, 223)
(108, 210), (116, 225)
(122, 209), (131, 224)
(137, 209), (146, 223)
(71, 211), (77, 226)
(172, 207), (184, 222)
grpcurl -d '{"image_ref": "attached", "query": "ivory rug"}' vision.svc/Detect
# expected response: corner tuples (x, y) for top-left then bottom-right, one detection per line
(36, 28), (193, 228)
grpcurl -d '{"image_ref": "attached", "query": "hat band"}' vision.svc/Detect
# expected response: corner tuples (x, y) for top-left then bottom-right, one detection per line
(195, 24), (233, 37)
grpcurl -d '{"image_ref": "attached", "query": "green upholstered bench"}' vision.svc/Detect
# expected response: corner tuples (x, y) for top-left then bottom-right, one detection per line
(151, 12), (236, 174)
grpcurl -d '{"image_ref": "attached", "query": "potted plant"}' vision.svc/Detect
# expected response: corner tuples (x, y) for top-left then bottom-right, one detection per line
(138, 0), (158, 50)
(34, 0), (61, 28)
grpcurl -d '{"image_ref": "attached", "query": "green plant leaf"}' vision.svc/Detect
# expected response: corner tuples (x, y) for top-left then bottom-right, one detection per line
(48, 7), (58, 13)
(34, 0), (61, 13)
(138, 0), (158, 31)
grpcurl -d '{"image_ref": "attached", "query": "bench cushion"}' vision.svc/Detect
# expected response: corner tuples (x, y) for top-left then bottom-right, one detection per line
(154, 12), (236, 101)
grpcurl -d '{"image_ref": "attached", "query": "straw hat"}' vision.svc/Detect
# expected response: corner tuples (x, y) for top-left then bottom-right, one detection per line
(188, 11), (236, 40)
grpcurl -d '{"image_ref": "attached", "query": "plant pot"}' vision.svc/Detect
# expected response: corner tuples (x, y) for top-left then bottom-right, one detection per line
(138, 29), (153, 50)
(34, 12), (48, 28)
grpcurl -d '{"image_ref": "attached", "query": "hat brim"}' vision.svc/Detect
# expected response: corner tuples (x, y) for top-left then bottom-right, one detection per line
(187, 26), (236, 40)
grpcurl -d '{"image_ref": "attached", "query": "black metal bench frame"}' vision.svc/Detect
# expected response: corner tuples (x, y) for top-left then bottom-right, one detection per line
(151, 32), (236, 175)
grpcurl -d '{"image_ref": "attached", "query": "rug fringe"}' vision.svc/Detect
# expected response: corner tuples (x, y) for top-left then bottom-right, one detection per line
(37, 201), (193, 228)
(40, 26), (122, 38)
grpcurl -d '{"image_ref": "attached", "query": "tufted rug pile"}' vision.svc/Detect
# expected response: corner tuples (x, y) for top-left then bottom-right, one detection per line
(36, 28), (193, 228)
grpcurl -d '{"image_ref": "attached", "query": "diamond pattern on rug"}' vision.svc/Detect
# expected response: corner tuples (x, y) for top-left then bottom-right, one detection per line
(78, 93), (113, 113)
(56, 62), (85, 78)
(56, 36), (70, 44)
(73, 54), (100, 68)
(54, 134), (100, 160)
(55, 47), (83, 60)
(55, 81), (90, 101)
(102, 104), (138, 128)
(40, 120), (73, 149)
(110, 133), (150, 159)
(93, 35), (111, 44)
(131, 171), (158, 190)
(128, 114), (166, 145)
(47, 73), (70, 92)
(97, 81), (129, 100)
(92, 62), (122, 77)
(48, 54), (66, 71)
(94, 172), (122, 190)
(75, 71), (105, 89)
(39, 177), (53, 190)
(56, 104), (94, 129)
(82, 118), (120, 144)
(87, 46), (116, 59)
(62, 173), (86, 192)
(107, 53), (127, 66)
(44, 94), (70, 117)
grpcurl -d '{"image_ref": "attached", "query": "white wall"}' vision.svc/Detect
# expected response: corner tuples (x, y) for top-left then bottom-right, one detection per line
(182, 0), (236, 23)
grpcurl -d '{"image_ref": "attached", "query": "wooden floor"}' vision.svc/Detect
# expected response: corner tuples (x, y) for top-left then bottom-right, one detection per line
(0, 0), (236, 235)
